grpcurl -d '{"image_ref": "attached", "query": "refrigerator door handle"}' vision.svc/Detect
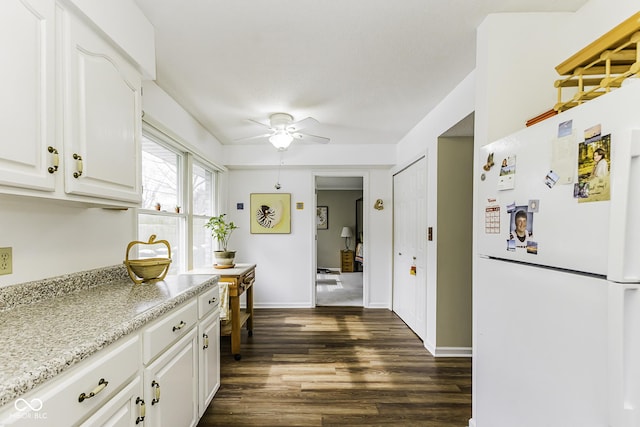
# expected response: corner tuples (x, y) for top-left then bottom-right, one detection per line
(608, 129), (640, 283)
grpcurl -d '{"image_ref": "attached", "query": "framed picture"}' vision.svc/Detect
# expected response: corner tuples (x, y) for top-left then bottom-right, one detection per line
(250, 193), (291, 234)
(316, 206), (328, 230)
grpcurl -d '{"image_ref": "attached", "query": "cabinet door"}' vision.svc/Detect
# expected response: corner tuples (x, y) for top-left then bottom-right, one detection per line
(79, 377), (144, 427)
(198, 311), (220, 416)
(144, 330), (198, 427)
(61, 10), (142, 204)
(0, 0), (56, 192)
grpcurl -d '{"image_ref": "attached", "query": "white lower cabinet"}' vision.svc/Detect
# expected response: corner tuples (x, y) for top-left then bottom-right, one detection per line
(143, 330), (198, 427)
(0, 285), (220, 427)
(199, 310), (221, 417)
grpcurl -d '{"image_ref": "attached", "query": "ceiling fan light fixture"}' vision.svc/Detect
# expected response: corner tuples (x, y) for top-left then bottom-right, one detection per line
(269, 130), (294, 150)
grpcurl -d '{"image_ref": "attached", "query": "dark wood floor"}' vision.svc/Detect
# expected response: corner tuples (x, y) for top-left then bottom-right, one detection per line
(198, 307), (471, 427)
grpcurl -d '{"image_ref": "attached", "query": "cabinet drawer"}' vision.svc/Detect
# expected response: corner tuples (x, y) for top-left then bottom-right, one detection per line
(0, 335), (139, 427)
(143, 300), (198, 364)
(198, 284), (220, 319)
(79, 376), (142, 427)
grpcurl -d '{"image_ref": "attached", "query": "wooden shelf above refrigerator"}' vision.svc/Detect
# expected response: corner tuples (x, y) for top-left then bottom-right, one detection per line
(554, 12), (640, 113)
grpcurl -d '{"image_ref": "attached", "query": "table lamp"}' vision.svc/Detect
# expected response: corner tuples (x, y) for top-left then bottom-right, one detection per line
(340, 226), (353, 250)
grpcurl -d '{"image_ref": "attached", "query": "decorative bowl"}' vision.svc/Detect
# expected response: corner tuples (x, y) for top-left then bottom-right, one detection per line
(124, 235), (172, 284)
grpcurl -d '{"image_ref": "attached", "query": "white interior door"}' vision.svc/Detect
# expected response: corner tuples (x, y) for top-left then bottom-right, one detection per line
(393, 157), (426, 338)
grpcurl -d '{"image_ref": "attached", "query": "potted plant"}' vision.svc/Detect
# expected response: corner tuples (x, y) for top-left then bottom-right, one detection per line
(204, 213), (238, 267)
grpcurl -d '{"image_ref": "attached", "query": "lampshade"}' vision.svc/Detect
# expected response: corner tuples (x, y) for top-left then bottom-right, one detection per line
(340, 227), (353, 238)
(269, 130), (294, 150)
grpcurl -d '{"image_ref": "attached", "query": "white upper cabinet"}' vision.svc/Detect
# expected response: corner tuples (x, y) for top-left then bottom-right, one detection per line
(0, 0), (151, 207)
(60, 9), (142, 204)
(0, 0), (57, 192)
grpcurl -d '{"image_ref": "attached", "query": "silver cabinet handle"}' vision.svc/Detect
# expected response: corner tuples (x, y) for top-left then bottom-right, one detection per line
(172, 321), (186, 332)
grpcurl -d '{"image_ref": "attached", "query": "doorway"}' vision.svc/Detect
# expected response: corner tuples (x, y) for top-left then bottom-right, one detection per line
(315, 175), (364, 306)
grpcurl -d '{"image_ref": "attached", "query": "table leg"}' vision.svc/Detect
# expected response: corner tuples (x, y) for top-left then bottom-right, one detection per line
(230, 294), (241, 360)
(246, 284), (254, 337)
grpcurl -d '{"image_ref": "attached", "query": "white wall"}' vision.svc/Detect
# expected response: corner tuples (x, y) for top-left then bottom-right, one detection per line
(395, 71), (476, 351)
(65, 0), (155, 78)
(226, 169), (314, 307)
(226, 167), (392, 308)
(475, 6), (640, 149)
(224, 141), (396, 168)
(0, 196), (135, 287)
(142, 81), (225, 165)
(475, 12), (575, 148)
(366, 169), (393, 308)
(396, 71), (476, 166)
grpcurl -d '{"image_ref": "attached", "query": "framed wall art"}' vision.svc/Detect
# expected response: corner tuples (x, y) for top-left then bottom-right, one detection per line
(316, 206), (328, 230)
(250, 193), (291, 234)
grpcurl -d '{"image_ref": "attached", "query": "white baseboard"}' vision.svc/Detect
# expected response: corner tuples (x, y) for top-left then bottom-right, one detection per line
(252, 303), (392, 309)
(425, 338), (436, 355)
(468, 418), (476, 427)
(365, 303), (391, 309)
(424, 341), (472, 358)
(251, 303), (312, 308)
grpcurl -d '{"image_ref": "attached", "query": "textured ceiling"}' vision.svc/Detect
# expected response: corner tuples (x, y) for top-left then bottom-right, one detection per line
(134, 0), (588, 148)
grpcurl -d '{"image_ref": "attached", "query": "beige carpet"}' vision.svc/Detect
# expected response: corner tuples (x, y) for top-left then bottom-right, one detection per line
(316, 271), (363, 306)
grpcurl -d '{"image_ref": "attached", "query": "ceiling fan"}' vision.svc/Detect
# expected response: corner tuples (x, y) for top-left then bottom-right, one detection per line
(237, 113), (330, 151)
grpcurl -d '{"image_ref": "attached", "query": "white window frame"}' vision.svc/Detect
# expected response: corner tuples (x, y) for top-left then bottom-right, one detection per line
(137, 122), (221, 273)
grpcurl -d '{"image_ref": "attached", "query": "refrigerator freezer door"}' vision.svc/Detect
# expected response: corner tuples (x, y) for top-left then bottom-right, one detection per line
(475, 257), (608, 427)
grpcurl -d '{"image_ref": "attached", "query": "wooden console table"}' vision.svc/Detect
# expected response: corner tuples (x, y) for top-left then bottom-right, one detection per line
(191, 263), (256, 360)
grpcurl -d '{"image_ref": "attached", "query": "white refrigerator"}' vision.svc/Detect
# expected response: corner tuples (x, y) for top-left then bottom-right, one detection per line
(474, 82), (640, 427)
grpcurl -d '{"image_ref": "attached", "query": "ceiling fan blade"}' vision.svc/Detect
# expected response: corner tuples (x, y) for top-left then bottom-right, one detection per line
(246, 118), (272, 129)
(234, 133), (272, 142)
(287, 117), (319, 133)
(292, 132), (330, 144)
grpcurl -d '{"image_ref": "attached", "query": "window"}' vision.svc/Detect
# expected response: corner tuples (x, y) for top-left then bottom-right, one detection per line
(192, 161), (215, 268)
(138, 127), (218, 273)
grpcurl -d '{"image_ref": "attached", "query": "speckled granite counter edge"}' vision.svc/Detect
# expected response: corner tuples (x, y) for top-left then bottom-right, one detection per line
(0, 264), (130, 311)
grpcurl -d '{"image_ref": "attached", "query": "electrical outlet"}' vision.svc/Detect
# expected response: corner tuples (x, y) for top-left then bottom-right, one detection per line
(0, 247), (12, 275)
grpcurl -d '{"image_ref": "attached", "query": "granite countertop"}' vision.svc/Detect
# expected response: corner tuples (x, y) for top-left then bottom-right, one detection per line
(0, 267), (218, 407)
